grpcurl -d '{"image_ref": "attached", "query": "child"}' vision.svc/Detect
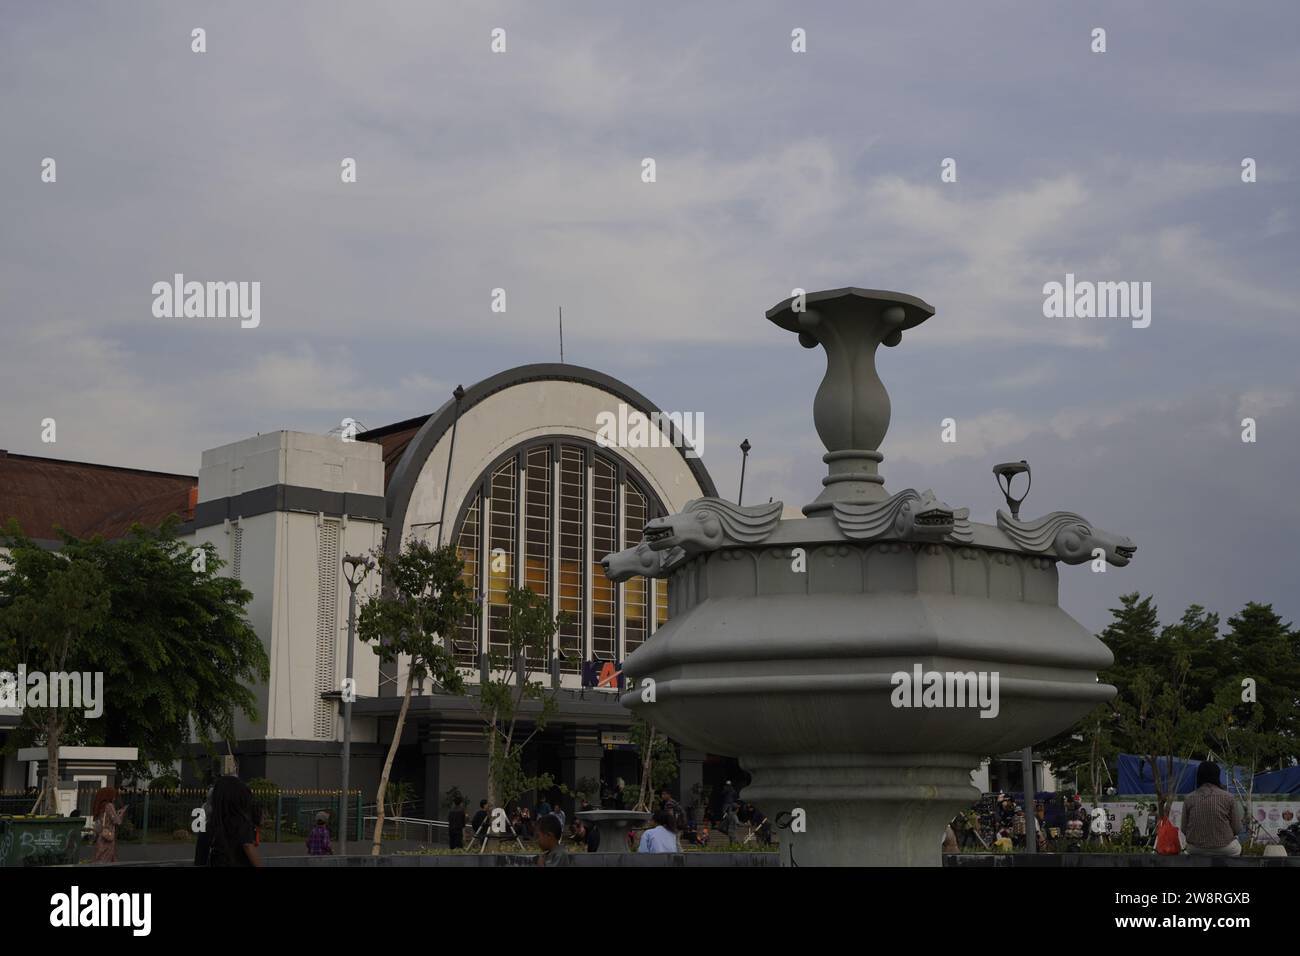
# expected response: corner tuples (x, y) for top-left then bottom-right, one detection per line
(993, 828), (1013, 852)
(307, 811), (333, 855)
(535, 814), (570, 866)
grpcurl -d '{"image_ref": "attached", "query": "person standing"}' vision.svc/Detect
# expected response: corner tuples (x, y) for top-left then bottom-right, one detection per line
(207, 775), (262, 867)
(470, 799), (490, 844)
(1182, 761), (1244, 857)
(638, 809), (680, 853)
(720, 780), (738, 815)
(306, 812), (333, 856)
(90, 787), (128, 864)
(447, 796), (466, 850)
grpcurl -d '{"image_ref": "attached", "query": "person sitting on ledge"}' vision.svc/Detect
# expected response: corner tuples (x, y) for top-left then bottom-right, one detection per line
(1181, 760), (1243, 857)
(536, 814), (570, 867)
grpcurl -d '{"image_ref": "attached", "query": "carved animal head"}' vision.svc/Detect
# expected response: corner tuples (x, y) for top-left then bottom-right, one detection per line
(997, 510), (1136, 567)
(643, 498), (783, 555)
(897, 489), (955, 540)
(600, 541), (684, 581)
(600, 541), (661, 581)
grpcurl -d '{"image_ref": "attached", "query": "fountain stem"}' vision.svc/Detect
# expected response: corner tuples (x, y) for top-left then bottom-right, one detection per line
(766, 288), (935, 515)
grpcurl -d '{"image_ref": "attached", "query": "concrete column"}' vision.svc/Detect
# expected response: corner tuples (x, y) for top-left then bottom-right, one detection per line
(560, 726), (602, 816)
(742, 752), (980, 867)
(422, 720), (491, 815)
(677, 747), (705, 810)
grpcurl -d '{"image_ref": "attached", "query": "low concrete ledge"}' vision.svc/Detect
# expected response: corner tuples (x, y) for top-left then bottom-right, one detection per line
(264, 852), (780, 867)
(944, 853), (1299, 867)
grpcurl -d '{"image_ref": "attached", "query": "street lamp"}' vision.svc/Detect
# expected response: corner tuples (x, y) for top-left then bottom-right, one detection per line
(992, 460), (1031, 519)
(738, 439), (751, 505)
(340, 552), (374, 855)
(992, 461), (1037, 852)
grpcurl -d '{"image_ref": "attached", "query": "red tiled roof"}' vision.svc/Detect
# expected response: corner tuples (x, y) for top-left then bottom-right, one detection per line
(0, 450), (196, 541)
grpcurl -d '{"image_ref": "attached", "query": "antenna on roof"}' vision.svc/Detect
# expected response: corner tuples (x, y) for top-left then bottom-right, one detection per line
(559, 306), (565, 363)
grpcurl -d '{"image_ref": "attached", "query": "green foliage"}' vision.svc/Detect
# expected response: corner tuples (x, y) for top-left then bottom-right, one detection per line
(357, 538), (474, 693)
(246, 777), (279, 795)
(0, 522), (111, 767)
(0, 520), (268, 809)
(79, 523), (269, 770)
(473, 586), (570, 806)
(1037, 593), (1297, 819)
(385, 780), (415, 818)
(626, 714), (677, 812)
(355, 539), (476, 852)
(147, 774), (182, 792)
(1222, 603), (1299, 766)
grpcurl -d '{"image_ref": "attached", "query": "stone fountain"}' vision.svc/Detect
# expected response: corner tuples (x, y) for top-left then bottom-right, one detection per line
(602, 288), (1136, 866)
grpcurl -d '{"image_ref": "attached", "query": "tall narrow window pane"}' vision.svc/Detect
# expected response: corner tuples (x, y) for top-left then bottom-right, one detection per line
(557, 445), (585, 672)
(591, 455), (617, 661)
(524, 446), (551, 670)
(487, 458), (517, 661)
(455, 493), (482, 666)
(623, 482), (648, 656)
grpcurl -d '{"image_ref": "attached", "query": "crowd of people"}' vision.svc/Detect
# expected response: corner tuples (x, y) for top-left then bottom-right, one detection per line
(445, 779), (771, 865)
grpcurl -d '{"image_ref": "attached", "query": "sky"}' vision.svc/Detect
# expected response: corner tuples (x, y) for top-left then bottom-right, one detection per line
(1, 1), (1297, 633)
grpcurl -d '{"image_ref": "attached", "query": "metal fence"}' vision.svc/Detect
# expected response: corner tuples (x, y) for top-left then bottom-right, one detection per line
(0, 788), (364, 844)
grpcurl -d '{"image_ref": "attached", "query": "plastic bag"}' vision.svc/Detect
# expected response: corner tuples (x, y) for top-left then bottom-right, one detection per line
(1155, 817), (1181, 855)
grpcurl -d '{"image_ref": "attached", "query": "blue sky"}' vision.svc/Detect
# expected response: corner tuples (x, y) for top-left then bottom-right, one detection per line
(2, 1), (1297, 632)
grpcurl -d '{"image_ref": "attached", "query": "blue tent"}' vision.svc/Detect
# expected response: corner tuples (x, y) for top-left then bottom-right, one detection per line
(1252, 766), (1300, 795)
(1116, 754), (1249, 795)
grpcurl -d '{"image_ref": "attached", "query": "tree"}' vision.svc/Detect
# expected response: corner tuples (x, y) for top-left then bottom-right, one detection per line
(1110, 604), (1228, 820)
(626, 714), (678, 813)
(472, 586), (569, 810)
(0, 521), (268, 812)
(1222, 603), (1299, 767)
(356, 538), (473, 855)
(67, 523), (268, 775)
(1037, 594), (1159, 794)
(0, 528), (110, 814)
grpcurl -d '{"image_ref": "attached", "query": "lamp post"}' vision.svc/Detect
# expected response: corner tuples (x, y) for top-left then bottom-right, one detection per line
(340, 552), (374, 855)
(992, 462), (1037, 852)
(738, 439), (751, 505)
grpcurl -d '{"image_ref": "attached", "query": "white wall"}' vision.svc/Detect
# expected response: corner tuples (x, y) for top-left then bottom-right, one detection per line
(195, 431), (384, 743)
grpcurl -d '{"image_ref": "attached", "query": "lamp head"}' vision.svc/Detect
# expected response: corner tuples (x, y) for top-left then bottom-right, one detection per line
(992, 460), (1031, 519)
(342, 552), (375, 585)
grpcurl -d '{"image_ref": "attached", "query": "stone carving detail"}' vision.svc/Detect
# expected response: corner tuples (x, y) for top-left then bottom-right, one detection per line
(997, 510), (1136, 567)
(833, 489), (973, 544)
(600, 540), (684, 582)
(600, 498), (783, 580)
(642, 498), (784, 556)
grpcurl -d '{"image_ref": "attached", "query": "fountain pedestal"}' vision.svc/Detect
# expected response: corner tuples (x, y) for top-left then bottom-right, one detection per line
(609, 288), (1130, 867)
(575, 810), (651, 854)
(744, 754), (978, 867)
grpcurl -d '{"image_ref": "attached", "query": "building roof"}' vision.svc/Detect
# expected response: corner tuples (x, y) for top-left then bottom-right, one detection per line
(0, 450), (197, 542)
(356, 414), (430, 487)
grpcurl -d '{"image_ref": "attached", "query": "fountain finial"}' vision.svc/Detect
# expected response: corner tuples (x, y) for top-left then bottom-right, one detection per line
(766, 288), (934, 515)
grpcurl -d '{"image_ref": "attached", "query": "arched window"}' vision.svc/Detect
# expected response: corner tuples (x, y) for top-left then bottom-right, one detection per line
(451, 438), (669, 677)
